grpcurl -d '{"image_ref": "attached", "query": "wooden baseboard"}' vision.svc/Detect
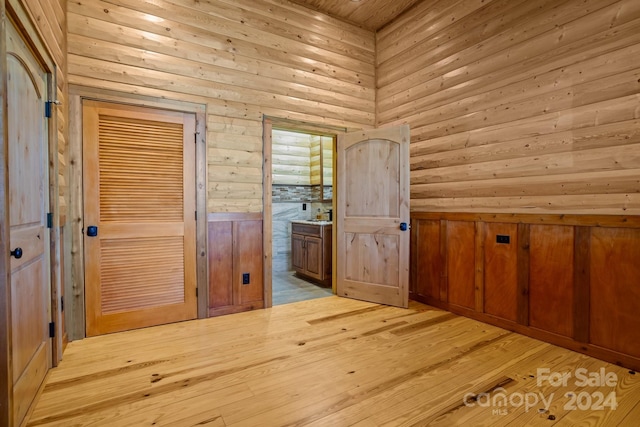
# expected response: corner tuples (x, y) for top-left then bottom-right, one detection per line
(208, 301), (265, 317)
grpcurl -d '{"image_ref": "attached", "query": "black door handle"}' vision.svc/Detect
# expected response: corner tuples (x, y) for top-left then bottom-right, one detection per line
(10, 247), (23, 259)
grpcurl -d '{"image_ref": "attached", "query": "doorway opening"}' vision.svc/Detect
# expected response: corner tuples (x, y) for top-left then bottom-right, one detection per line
(263, 118), (342, 307)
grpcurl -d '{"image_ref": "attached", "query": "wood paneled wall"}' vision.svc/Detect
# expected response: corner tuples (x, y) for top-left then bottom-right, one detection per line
(321, 136), (333, 187)
(67, 0), (376, 213)
(310, 135), (321, 186)
(310, 135), (333, 188)
(411, 212), (640, 370)
(208, 213), (264, 317)
(272, 130), (312, 186)
(377, 0), (640, 215)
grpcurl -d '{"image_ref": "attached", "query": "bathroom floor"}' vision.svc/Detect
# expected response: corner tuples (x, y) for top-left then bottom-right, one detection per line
(272, 270), (334, 305)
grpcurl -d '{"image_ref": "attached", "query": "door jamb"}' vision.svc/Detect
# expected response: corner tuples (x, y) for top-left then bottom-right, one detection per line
(262, 116), (345, 307)
(0, 2), (10, 423)
(67, 86), (208, 340)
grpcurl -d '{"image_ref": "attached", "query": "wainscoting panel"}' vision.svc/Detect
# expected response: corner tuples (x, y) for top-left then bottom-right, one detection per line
(529, 225), (574, 337)
(208, 221), (234, 310)
(208, 213), (264, 316)
(446, 221), (475, 310)
(411, 219), (441, 301)
(483, 222), (518, 322)
(411, 212), (640, 371)
(236, 220), (264, 305)
(590, 227), (640, 359)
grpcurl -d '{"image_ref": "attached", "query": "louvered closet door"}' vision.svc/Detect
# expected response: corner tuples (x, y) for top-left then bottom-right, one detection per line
(83, 101), (197, 336)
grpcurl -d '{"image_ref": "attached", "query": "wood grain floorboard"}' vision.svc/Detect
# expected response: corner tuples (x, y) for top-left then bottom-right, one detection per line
(306, 305), (388, 324)
(26, 297), (639, 426)
(389, 312), (458, 336)
(272, 271), (333, 306)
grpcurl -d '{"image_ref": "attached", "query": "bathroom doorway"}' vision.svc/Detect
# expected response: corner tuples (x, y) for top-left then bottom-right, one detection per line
(263, 118), (341, 306)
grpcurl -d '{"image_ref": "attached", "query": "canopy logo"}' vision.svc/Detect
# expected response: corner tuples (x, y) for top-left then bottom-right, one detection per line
(463, 368), (618, 415)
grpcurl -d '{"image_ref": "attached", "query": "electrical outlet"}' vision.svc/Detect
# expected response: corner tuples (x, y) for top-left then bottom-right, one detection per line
(496, 235), (510, 244)
(242, 273), (250, 285)
(302, 203), (307, 211)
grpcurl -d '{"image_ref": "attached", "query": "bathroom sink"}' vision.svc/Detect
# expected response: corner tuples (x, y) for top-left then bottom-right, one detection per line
(291, 219), (332, 225)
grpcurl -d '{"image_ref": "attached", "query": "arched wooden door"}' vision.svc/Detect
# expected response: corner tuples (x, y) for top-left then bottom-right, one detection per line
(7, 16), (52, 426)
(336, 125), (410, 308)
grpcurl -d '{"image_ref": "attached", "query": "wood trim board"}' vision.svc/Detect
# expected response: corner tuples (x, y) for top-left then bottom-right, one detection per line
(0, 2), (10, 423)
(411, 211), (640, 228)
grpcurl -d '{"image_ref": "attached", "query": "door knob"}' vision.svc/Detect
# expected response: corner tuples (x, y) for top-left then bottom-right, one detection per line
(87, 226), (98, 237)
(10, 247), (23, 259)
(400, 222), (410, 231)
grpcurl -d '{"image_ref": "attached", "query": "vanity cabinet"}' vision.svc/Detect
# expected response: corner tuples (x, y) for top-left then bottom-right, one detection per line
(291, 222), (332, 285)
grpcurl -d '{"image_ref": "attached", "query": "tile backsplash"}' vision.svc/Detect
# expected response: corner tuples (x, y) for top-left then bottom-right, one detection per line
(272, 184), (332, 203)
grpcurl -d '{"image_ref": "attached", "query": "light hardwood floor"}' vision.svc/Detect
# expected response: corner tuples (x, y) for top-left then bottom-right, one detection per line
(272, 271), (333, 306)
(27, 297), (639, 426)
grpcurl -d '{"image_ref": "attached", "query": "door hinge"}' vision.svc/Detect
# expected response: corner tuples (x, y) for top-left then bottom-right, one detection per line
(195, 211), (198, 221)
(196, 287), (198, 297)
(45, 100), (61, 118)
(47, 212), (53, 228)
(61, 296), (64, 312)
(49, 322), (56, 338)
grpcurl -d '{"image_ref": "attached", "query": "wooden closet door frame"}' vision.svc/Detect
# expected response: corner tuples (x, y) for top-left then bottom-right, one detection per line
(66, 87), (208, 340)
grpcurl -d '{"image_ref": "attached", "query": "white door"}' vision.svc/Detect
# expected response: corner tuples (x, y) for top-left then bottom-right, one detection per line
(336, 125), (410, 308)
(7, 17), (51, 426)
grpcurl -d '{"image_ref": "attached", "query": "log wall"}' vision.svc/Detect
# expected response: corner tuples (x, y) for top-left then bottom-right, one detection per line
(322, 136), (333, 190)
(67, 0), (376, 213)
(377, 0), (640, 215)
(272, 130), (312, 186)
(310, 135), (321, 186)
(310, 135), (333, 190)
